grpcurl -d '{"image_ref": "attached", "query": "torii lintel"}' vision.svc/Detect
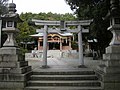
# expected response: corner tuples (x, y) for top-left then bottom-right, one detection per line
(32, 19), (93, 26)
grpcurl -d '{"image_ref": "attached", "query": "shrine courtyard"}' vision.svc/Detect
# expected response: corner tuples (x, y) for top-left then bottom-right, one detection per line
(25, 55), (101, 70)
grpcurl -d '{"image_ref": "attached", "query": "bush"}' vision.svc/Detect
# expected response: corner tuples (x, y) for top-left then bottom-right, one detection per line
(71, 41), (78, 50)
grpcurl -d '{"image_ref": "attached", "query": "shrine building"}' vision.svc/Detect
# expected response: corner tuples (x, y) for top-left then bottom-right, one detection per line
(30, 31), (73, 50)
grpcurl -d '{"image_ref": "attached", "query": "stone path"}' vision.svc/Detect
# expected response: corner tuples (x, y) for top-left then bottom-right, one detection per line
(26, 57), (101, 70)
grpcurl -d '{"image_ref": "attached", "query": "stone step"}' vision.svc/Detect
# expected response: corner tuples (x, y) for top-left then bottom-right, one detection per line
(31, 75), (98, 81)
(33, 69), (95, 75)
(27, 80), (101, 87)
(0, 71), (32, 81)
(26, 68), (102, 90)
(25, 86), (103, 90)
(103, 53), (120, 60)
(0, 81), (26, 88)
(14, 66), (32, 74)
(97, 65), (105, 72)
(103, 60), (120, 67)
(18, 61), (28, 67)
(98, 65), (120, 74)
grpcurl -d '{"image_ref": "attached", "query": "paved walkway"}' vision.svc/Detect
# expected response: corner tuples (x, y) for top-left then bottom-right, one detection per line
(26, 57), (102, 70)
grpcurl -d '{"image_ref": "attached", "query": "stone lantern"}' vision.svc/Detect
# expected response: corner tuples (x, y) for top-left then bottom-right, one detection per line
(0, 2), (31, 90)
(107, 0), (120, 45)
(97, 0), (120, 90)
(1, 2), (22, 47)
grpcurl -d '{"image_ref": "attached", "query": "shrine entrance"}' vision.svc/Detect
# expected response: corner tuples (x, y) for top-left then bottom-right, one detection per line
(32, 19), (92, 67)
(49, 42), (60, 50)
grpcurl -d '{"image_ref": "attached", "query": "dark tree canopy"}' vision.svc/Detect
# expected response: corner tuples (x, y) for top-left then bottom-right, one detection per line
(65, 0), (110, 19)
(65, 0), (112, 56)
(0, 0), (9, 47)
(0, 0), (8, 15)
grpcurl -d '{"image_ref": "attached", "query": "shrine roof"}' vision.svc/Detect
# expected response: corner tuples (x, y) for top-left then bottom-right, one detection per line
(59, 32), (73, 36)
(30, 32), (73, 37)
(30, 33), (44, 37)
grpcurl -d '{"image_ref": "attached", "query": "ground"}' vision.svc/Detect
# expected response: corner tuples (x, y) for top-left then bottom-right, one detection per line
(26, 56), (101, 70)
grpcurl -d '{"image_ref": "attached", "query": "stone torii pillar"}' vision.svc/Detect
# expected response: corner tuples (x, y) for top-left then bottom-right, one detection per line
(78, 25), (84, 66)
(0, 19), (2, 48)
(42, 25), (48, 68)
(32, 19), (92, 67)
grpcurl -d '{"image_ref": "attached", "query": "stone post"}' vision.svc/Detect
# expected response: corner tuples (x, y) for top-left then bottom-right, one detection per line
(0, 20), (2, 48)
(69, 37), (72, 50)
(42, 25), (48, 68)
(60, 38), (62, 51)
(78, 25), (84, 66)
(38, 40), (40, 50)
(97, 0), (120, 90)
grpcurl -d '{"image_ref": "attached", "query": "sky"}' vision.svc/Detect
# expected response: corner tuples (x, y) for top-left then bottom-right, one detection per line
(8, 0), (73, 14)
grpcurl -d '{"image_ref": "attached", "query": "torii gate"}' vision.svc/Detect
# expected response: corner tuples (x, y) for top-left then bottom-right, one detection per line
(32, 19), (92, 68)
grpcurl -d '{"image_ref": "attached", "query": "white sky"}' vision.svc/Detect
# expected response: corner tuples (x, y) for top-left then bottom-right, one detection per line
(8, 0), (73, 14)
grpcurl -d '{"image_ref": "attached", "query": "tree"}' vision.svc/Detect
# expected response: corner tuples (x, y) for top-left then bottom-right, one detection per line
(89, 0), (112, 56)
(0, 0), (9, 46)
(17, 12), (76, 51)
(17, 21), (35, 48)
(0, 0), (8, 15)
(65, 0), (103, 19)
(65, 0), (112, 56)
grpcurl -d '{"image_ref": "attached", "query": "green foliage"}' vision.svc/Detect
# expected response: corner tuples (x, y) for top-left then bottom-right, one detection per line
(17, 12), (76, 50)
(20, 47), (28, 55)
(89, 0), (112, 55)
(71, 41), (78, 50)
(66, 0), (112, 56)
(17, 21), (36, 46)
(19, 12), (76, 21)
(66, 0), (100, 19)
(0, 0), (8, 15)
(0, 0), (9, 46)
